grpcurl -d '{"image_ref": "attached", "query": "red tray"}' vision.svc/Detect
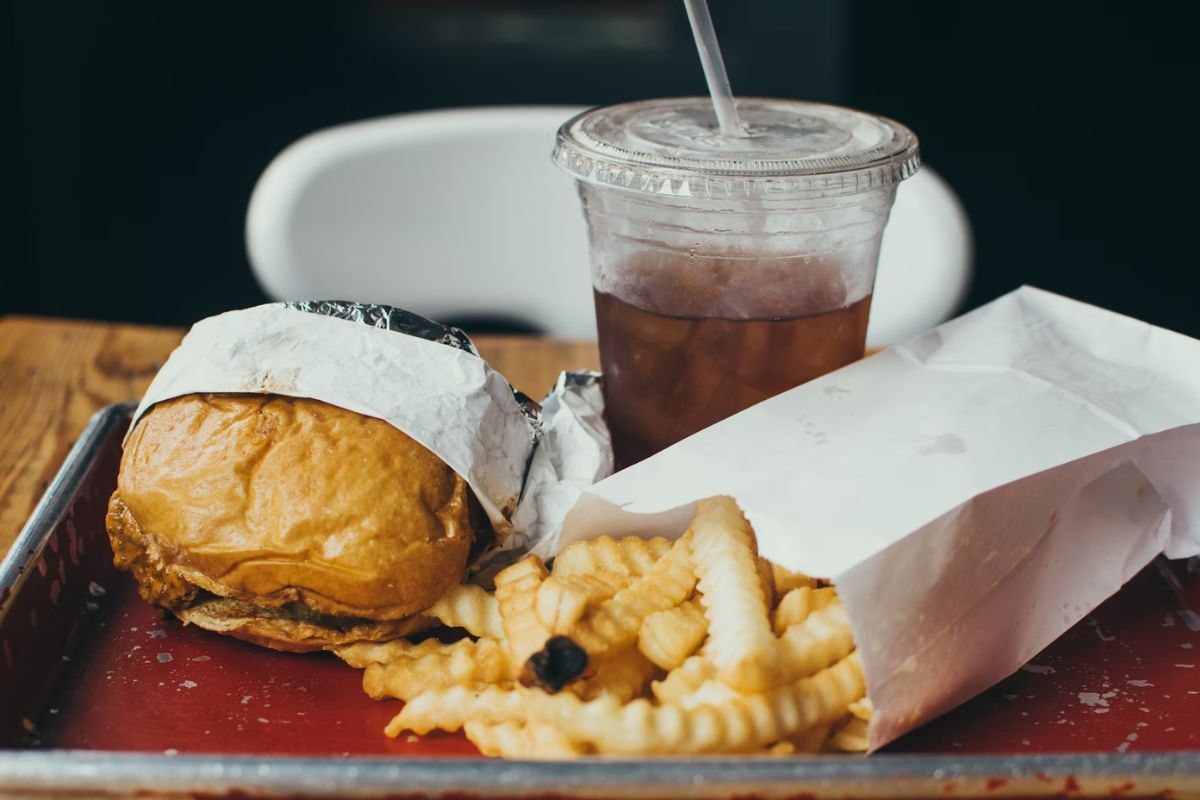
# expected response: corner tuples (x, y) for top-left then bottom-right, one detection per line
(2, 403), (1199, 798)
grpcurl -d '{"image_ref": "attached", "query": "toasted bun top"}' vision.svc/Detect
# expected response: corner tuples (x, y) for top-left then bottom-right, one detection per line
(117, 393), (474, 620)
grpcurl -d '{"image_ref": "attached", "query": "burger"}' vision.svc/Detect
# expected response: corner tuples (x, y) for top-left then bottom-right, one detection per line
(105, 392), (485, 652)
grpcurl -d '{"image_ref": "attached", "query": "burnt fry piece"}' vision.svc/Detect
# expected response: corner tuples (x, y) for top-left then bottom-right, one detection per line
(521, 635), (590, 692)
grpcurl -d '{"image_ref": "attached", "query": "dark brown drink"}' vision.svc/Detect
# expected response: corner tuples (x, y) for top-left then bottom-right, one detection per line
(595, 289), (872, 468)
(555, 97), (917, 470)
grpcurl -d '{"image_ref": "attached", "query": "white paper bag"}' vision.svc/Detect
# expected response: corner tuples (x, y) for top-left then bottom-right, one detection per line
(558, 286), (1200, 748)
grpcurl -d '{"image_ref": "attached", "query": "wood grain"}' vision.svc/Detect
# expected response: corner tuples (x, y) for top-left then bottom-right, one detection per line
(0, 316), (599, 559)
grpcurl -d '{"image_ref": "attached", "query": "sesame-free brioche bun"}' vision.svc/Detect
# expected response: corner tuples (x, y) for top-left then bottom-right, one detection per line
(105, 393), (479, 651)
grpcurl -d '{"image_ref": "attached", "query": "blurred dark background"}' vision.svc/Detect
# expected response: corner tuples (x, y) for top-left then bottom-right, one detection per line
(3, 1), (1198, 336)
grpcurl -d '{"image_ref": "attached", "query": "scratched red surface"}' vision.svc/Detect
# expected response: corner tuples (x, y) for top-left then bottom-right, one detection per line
(3, 413), (1199, 758)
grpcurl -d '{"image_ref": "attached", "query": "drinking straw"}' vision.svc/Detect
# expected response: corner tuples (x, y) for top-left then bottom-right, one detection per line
(683, 0), (744, 138)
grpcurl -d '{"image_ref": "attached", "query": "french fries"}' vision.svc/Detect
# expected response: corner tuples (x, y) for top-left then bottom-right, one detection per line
(551, 535), (672, 583)
(362, 637), (515, 701)
(535, 574), (618, 634)
(536, 534), (696, 667)
(386, 684), (526, 736)
(690, 497), (781, 693)
(494, 556), (553, 666)
(337, 496), (870, 758)
(638, 599), (707, 670)
(828, 715), (870, 752)
(521, 653), (864, 755)
(424, 583), (504, 640)
(463, 719), (585, 759)
(650, 654), (717, 704)
(773, 586), (838, 634)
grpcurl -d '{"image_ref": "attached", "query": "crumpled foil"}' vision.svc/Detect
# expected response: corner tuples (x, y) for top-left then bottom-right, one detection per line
(284, 300), (478, 353)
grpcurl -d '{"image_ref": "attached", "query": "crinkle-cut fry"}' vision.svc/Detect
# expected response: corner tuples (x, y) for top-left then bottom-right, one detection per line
(385, 684), (526, 736)
(557, 534), (696, 660)
(464, 719), (585, 759)
(755, 557), (776, 613)
(651, 655), (717, 704)
(848, 696), (874, 721)
(551, 535), (672, 583)
(772, 586), (839, 635)
(638, 599), (707, 671)
(535, 573), (619, 634)
(787, 723), (833, 754)
(332, 639), (433, 669)
(576, 648), (657, 703)
(691, 497), (780, 693)
(525, 652), (865, 755)
(675, 679), (741, 710)
(494, 556), (552, 666)
(362, 637), (515, 701)
(765, 740), (796, 756)
(424, 583), (503, 640)
(777, 603), (856, 682)
(770, 562), (819, 598)
(828, 715), (869, 752)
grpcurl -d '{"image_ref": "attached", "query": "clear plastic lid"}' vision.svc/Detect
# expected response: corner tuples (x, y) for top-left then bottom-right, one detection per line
(554, 97), (920, 200)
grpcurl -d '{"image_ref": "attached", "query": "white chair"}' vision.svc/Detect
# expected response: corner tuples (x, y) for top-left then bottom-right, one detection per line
(247, 106), (971, 347)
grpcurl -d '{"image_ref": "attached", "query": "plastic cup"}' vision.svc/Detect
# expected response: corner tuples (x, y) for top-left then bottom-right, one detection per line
(554, 98), (919, 468)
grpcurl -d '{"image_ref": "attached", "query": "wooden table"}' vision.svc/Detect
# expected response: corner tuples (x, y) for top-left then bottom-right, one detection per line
(0, 316), (599, 559)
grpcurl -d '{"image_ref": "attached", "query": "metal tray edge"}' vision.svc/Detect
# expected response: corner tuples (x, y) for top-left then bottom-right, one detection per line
(2, 750), (1200, 798)
(0, 401), (134, 620)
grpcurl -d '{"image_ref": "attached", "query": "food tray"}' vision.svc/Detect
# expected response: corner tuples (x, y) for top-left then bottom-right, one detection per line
(1, 402), (1199, 798)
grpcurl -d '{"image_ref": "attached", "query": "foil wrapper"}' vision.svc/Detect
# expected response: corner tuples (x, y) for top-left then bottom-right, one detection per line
(129, 302), (610, 560)
(283, 300), (478, 353)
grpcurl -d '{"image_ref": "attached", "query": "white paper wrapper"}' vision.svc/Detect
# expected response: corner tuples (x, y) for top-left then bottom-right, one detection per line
(129, 302), (610, 557)
(558, 286), (1200, 750)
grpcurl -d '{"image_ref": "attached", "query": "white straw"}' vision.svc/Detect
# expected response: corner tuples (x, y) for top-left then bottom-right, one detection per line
(683, 0), (744, 138)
